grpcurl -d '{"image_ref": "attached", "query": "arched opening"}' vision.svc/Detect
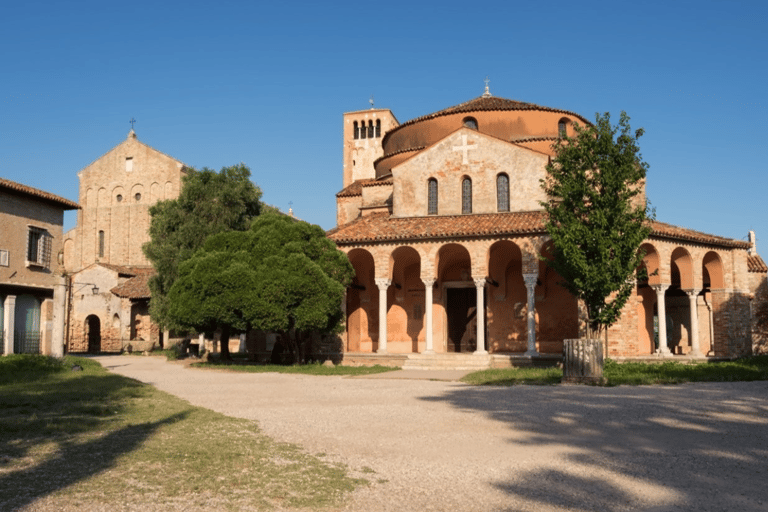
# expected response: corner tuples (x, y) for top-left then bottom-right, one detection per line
(637, 243), (661, 354)
(702, 251), (725, 356)
(353, 121), (359, 140)
(14, 295), (41, 354)
(486, 241), (524, 352)
(667, 247), (694, 354)
(346, 249), (376, 352)
(375, 119), (381, 137)
(496, 173), (510, 212)
(427, 178), (438, 215)
(98, 230), (105, 258)
(462, 116), (478, 130)
(389, 246), (423, 352)
(86, 315), (101, 354)
(558, 117), (570, 137)
(537, 243), (579, 354)
(368, 120), (374, 138)
(436, 243), (474, 352)
(461, 177), (472, 214)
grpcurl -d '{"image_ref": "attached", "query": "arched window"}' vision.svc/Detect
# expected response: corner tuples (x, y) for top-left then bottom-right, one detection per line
(368, 120), (374, 138)
(462, 178), (472, 214)
(558, 118), (569, 137)
(98, 230), (105, 258)
(427, 179), (438, 215)
(360, 120), (367, 139)
(497, 174), (509, 212)
(463, 117), (478, 130)
(353, 121), (359, 140)
(376, 119), (381, 137)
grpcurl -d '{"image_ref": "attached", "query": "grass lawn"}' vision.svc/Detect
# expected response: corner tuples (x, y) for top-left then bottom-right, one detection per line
(0, 355), (368, 511)
(462, 355), (768, 386)
(190, 359), (398, 376)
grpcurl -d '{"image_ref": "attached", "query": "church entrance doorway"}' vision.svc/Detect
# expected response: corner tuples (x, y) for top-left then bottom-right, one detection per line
(447, 287), (477, 352)
(86, 315), (101, 353)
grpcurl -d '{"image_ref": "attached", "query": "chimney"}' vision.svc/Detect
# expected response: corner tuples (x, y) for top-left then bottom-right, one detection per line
(748, 230), (757, 256)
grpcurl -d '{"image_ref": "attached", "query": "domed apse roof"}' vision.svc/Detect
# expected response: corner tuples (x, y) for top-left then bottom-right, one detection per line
(382, 95), (591, 145)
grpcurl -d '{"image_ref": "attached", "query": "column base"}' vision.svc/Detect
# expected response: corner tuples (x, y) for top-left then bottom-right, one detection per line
(377, 349), (388, 355)
(524, 349), (539, 357)
(473, 349), (488, 355)
(423, 349), (435, 354)
(656, 349), (671, 357)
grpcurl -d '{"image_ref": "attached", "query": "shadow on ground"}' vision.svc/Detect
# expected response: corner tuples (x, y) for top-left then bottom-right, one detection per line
(421, 382), (768, 511)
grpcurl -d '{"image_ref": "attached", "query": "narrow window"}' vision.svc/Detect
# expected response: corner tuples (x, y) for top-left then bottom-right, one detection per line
(98, 230), (105, 258)
(558, 118), (568, 137)
(361, 120), (367, 139)
(125, 157), (133, 172)
(135, 193), (141, 202)
(353, 121), (359, 140)
(368, 120), (374, 138)
(462, 178), (472, 214)
(463, 117), (478, 130)
(26, 227), (50, 267)
(427, 179), (438, 215)
(376, 119), (381, 137)
(497, 174), (510, 212)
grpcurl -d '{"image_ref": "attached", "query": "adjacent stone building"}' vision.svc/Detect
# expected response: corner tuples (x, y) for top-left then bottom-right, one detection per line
(62, 130), (186, 352)
(0, 178), (79, 356)
(328, 85), (768, 366)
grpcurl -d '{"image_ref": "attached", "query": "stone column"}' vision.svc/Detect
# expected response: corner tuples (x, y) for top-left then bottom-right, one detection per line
(652, 284), (671, 356)
(523, 274), (538, 356)
(685, 288), (702, 357)
(198, 333), (205, 353)
(423, 278), (435, 353)
(473, 278), (487, 354)
(375, 278), (391, 353)
(3, 295), (16, 355)
(51, 275), (67, 358)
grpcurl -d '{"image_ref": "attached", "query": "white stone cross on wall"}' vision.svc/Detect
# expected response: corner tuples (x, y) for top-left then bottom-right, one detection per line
(452, 133), (476, 165)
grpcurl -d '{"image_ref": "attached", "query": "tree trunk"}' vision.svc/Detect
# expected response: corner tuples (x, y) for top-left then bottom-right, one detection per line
(220, 325), (232, 361)
(562, 339), (605, 384)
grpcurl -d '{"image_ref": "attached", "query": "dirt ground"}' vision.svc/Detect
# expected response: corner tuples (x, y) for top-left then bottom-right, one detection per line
(87, 356), (768, 512)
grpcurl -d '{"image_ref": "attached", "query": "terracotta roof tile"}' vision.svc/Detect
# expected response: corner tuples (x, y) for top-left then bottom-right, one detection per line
(748, 254), (768, 273)
(328, 211), (549, 243)
(0, 178), (80, 209)
(328, 212), (749, 250)
(336, 178), (392, 197)
(649, 221), (750, 249)
(95, 264), (155, 299)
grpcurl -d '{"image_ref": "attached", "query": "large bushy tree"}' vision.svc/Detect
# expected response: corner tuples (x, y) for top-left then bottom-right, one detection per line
(143, 164), (262, 334)
(167, 212), (353, 362)
(541, 111), (652, 338)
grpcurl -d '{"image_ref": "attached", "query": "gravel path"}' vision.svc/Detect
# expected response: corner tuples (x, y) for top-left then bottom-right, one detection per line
(94, 356), (768, 512)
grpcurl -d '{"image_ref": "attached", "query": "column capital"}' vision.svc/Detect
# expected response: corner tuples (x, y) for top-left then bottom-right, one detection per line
(421, 277), (436, 287)
(651, 283), (670, 293)
(683, 288), (702, 297)
(473, 277), (486, 288)
(374, 278), (391, 289)
(523, 273), (538, 288)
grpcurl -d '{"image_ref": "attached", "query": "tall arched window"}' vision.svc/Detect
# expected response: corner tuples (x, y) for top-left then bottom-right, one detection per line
(360, 120), (367, 139)
(376, 119), (381, 137)
(558, 118), (569, 137)
(462, 178), (472, 214)
(368, 120), (374, 138)
(497, 174), (509, 212)
(427, 179), (438, 215)
(98, 230), (105, 258)
(353, 121), (359, 139)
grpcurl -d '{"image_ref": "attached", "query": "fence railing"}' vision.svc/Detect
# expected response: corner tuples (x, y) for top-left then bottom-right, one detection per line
(14, 331), (41, 354)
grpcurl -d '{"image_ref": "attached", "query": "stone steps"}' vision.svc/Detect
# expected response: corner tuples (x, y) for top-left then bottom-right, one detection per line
(402, 352), (492, 371)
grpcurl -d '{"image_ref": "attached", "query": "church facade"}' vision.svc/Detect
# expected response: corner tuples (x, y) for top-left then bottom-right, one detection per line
(62, 130), (186, 352)
(328, 87), (767, 364)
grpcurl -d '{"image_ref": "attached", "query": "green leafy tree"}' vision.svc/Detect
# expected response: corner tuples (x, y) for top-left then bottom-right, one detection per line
(541, 111), (652, 339)
(167, 212), (353, 362)
(143, 164), (262, 334)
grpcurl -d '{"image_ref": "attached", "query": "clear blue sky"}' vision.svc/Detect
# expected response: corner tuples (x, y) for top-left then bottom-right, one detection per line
(2, 0), (766, 248)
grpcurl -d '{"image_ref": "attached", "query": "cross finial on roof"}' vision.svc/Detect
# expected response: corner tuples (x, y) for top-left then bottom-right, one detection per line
(369, 95), (375, 109)
(130, 117), (136, 129)
(128, 118), (137, 139)
(288, 201), (294, 217)
(482, 77), (491, 98)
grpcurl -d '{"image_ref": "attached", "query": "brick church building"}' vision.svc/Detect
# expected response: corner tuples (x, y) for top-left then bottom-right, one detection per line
(328, 84), (767, 367)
